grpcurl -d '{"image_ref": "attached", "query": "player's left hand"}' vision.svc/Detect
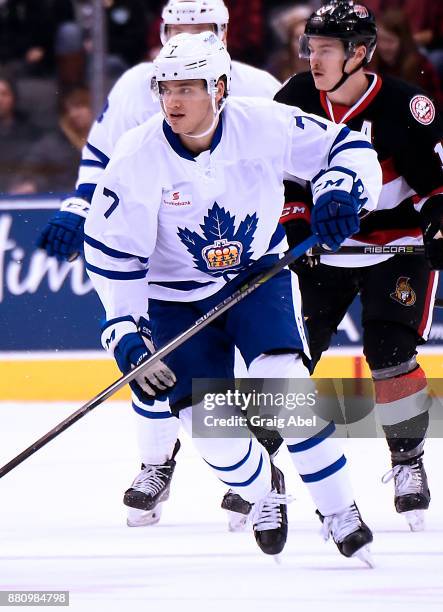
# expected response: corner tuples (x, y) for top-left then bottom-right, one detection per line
(311, 190), (360, 251)
(420, 195), (443, 269)
(422, 228), (443, 269)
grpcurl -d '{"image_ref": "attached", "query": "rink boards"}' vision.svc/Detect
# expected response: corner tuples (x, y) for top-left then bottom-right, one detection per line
(2, 348), (443, 401)
(1, 197), (443, 401)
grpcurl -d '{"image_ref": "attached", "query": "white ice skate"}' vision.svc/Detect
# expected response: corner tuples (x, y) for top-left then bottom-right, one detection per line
(382, 457), (430, 532)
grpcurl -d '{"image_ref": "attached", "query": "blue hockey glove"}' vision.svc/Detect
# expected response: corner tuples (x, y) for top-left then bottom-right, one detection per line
(37, 197), (90, 261)
(311, 190), (360, 251)
(101, 316), (176, 404)
(311, 168), (367, 251)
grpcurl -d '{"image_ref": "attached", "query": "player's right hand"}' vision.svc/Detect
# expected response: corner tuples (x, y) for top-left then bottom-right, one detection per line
(101, 316), (176, 404)
(37, 197), (90, 261)
(311, 190), (360, 251)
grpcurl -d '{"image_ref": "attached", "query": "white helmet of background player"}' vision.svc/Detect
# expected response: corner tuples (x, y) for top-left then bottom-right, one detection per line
(160, 0), (229, 45)
(152, 31), (231, 137)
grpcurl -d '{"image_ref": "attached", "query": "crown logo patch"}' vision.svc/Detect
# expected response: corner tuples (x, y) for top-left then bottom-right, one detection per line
(177, 202), (258, 278)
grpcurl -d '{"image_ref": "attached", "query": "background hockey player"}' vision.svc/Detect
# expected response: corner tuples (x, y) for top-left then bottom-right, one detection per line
(84, 31), (381, 559)
(36, 0), (281, 528)
(276, 1), (443, 532)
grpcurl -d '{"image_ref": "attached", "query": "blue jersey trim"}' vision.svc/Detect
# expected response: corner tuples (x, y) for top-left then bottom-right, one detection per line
(149, 279), (215, 291)
(210, 112), (223, 153)
(328, 141), (373, 165)
(163, 121), (196, 161)
(221, 452), (263, 487)
(84, 234), (149, 264)
(287, 421), (336, 453)
(312, 165), (357, 186)
(205, 439), (252, 472)
(300, 454), (347, 483)
(162, 113), (223, 161)
(85, 263), (148, 280)
(268, 224), (286, 251)
(86, 141), (110, 167)
(80, 159), (107, 169)
(76, 183), (96, 203)
(329, 126), (351, 153)
(132, 402), (173, 419)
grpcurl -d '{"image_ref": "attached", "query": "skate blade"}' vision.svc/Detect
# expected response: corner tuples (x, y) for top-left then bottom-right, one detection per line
(127, 504), (163, 527)
(273, 554), (282, 565)
(352, 545), (375, 569)
(404, 510), (425, 532)
(226, 511), (248, 533)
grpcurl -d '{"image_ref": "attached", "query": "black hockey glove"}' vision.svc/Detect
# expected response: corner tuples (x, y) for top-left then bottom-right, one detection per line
(280, 202), (319, 273)
(420, 194), (443, 269)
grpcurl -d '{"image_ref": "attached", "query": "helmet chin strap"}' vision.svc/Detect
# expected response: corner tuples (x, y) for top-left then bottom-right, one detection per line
(184, 95), (227, 139)
(161, 94), (227, 140)
(325, 57), (366, 93)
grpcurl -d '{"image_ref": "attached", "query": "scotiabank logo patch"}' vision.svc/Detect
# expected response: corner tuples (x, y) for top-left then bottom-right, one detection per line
(163, 190), (192, 207)
(409, 95), (435, 125)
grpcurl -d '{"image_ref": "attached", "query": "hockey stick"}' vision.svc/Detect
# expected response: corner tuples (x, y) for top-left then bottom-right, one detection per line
(312, 244), (425, 255)
(0, 234), (318, 479)
(310, 244), (443, 307)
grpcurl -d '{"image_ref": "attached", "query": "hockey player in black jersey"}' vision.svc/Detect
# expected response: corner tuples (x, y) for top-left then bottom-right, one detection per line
(276, 1), (443, 533)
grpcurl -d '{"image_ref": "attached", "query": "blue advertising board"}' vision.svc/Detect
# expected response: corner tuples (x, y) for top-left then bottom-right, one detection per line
(1, 198), (442, 352)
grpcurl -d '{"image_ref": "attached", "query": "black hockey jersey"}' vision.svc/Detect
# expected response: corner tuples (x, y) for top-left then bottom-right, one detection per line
(276, 72), (443, 261)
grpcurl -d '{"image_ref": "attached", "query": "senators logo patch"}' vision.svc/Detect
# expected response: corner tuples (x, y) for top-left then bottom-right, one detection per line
(390, 277), (416, 307)
(409, 95), (435, 125)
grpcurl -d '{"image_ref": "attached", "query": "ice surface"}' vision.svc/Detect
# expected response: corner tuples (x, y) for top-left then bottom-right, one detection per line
(0, 401), (442, 612)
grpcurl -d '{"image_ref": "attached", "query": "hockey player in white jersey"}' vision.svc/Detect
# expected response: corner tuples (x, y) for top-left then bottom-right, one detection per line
(37, 0), (281, 528)
(84, 31), (381, 559)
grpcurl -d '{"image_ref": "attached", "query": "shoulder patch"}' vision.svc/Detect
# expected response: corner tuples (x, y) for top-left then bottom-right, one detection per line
(409, 95), (435, 125)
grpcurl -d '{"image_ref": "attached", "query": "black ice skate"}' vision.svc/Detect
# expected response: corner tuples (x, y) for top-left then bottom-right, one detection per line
(221, 490), (253, 532)
(382, 455), (430, 532)
(221, 438), (280, 532)
(124, 440), (180, 527)
(252, 464), (290, 558)
(317, 503), (374, 568)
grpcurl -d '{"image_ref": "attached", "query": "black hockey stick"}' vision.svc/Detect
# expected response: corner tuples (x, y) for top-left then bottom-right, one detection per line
(0, 235), (318, 479)
(312, 244), (425, 255)
(310, 244), (443, 308)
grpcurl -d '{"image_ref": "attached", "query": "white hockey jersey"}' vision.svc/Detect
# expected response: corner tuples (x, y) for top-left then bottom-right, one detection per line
(76, 60), (281, 199)
(84, 97), (382, 319)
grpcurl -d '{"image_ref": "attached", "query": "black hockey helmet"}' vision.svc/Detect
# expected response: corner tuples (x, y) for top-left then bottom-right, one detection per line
(300, 1), (377, 65)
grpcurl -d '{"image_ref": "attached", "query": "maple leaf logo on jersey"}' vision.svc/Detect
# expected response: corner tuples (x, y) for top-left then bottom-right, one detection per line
(177, 202), (258, 278)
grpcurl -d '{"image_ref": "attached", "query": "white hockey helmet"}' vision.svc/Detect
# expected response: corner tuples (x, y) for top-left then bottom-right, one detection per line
(160, 0), (229, 45)
(152, 31), (231, 98)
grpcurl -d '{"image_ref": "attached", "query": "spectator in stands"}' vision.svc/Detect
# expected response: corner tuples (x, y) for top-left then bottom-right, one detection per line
(266, 4), (311, 82)
(146, 0), (266, 67)
(0, 72), (41, 195)
(364, 0), (443, 78)
(369, 9), (442, 108)
(65, 0), (148, 79)
(0, 0), (75, 78)
(11, 88), (93, 195)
